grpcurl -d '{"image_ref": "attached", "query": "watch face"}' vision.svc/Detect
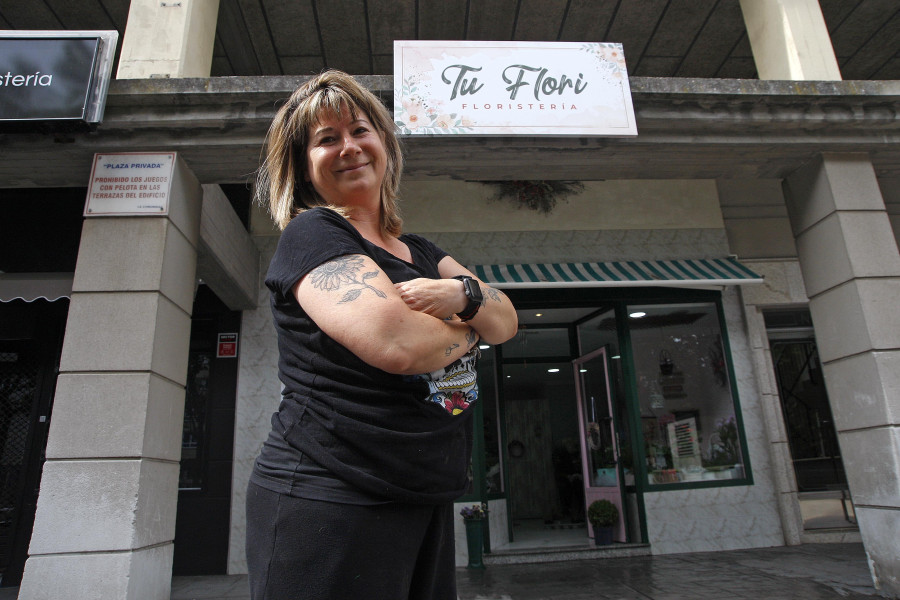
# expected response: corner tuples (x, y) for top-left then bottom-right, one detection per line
(465, 277), (484, 303)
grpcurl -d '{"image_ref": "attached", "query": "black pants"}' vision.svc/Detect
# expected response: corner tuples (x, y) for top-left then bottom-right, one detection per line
(246, 481), (458, 600)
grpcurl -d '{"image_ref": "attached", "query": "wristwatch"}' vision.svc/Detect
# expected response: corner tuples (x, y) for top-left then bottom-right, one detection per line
(453, 275), (484, 321)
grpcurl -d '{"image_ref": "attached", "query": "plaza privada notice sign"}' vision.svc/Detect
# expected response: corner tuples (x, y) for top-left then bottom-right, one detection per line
(394, 40), (637, 136)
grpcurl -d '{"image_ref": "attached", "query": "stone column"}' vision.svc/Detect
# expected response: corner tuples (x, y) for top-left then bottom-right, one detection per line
(738, 262), (808, 547)
(783, 153), (900, 597)
(117, 0), (220, 79)
(17, 158), (202, 600)
(739, 0), (841, 80)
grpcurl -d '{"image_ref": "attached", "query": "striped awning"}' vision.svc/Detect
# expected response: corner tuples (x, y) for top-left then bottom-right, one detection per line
(470, 257), (763, 289)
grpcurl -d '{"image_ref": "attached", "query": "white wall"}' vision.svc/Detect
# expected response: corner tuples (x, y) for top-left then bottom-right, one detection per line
(400, 179), (724, 232)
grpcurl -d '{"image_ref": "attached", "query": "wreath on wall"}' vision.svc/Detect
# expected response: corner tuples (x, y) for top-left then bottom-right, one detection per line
(482, 180), (585, 214)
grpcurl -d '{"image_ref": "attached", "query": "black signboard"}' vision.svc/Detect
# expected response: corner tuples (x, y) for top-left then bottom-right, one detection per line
(0, 34), (114, 122)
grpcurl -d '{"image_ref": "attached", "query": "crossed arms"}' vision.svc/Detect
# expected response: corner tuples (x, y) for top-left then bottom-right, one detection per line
(293, 253), (518, 375)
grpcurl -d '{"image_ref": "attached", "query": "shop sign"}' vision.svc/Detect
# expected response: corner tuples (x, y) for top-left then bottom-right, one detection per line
(0, 31), (118, 123)
(217, 333), (238, 358)
(84, 153), (176, 216)
(394, 41), (637, 136)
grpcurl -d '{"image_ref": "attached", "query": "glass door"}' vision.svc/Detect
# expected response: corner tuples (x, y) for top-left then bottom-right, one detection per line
(574, 347), (626, 542)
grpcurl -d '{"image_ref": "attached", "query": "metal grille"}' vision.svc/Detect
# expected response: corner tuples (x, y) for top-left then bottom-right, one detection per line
(0, 350), (37, 574)
(179, 351), (212, 491)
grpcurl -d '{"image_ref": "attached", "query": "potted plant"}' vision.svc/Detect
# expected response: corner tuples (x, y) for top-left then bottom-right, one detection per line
(587, 499), (618, 545)
(459, 503), (487, 569)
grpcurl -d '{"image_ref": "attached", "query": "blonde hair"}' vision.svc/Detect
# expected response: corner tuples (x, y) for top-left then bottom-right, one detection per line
(257, 70), (403, 233)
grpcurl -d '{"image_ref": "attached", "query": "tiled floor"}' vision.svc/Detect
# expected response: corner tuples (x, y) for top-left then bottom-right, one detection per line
(495, 518), (591, 551)
(456, 543), (880, 600)
(165, 542), (879, 600)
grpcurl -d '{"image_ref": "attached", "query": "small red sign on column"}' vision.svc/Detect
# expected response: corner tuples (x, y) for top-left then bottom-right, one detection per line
(217, 333), (238, 358)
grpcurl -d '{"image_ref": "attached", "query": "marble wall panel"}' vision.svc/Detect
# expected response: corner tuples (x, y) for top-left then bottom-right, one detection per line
(227, 236), (280, 574)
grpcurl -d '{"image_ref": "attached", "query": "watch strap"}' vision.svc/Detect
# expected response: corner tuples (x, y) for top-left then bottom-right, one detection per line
(453, 275), (483, 321)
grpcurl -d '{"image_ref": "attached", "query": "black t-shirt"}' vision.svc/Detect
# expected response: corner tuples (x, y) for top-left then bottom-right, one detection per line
(252, 207), (477, 505)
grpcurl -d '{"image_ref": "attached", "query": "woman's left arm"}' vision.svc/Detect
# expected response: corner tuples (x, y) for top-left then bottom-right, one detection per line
(394, 255), (518, 345)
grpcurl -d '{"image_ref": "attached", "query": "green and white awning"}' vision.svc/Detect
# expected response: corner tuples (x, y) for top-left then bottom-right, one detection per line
(469, 258), (763, 289)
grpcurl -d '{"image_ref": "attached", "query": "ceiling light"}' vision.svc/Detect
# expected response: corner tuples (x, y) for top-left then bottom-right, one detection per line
(629, 311), (646, 318)
(547, 368), (560, 373)
(479, 344), (490, 350)
(535, 313), (543, 317)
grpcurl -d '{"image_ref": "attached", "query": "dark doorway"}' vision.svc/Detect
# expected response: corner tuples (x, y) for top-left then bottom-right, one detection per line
(0, 299), (68, 587)
(172, 286), (241, 575)
(765, 308), (854, 530)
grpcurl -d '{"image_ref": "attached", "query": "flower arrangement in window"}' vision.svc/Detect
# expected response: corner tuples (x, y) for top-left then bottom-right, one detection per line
(704, 416), (739, 467)
(459, 503), (488, 520)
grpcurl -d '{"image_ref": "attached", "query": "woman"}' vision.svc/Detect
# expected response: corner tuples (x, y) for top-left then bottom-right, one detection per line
(247, 70), (518, 600)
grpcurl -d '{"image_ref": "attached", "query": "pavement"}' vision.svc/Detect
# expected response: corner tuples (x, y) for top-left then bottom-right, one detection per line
(166, 542), (883, 600)
(0, 542), (884, 599)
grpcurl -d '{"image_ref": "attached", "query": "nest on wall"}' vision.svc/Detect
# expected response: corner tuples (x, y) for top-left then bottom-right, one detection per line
(482, 180), (585, 214)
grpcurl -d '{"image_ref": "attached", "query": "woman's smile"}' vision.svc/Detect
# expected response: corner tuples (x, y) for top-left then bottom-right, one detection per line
(337, 161), (369, 173)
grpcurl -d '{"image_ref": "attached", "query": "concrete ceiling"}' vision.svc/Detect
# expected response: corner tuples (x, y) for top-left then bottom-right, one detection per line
(1, 2), (899, 191)
(2, 76), (899, 189)
(1, 0), (898, 80)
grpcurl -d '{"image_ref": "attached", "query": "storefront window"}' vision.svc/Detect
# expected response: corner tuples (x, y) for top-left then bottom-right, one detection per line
(477, 345), (504, 495)
(628, 302), (746, 486)
(503, 327), (570, 358)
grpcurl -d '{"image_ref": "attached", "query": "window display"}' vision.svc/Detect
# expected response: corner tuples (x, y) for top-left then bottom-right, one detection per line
(628, 302), (746, 486)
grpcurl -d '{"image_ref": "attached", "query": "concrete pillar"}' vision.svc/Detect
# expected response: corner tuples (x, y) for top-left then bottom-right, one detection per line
(783, 153), (900, 597)
(197, 184), (259, 311)
(117, 0), (220, 79)
(17, 157), (202, 600)
(739, 0), (841, 80)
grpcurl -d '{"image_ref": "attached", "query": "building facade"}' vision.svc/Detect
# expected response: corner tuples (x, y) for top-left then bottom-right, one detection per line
(1, 1), (899, 598)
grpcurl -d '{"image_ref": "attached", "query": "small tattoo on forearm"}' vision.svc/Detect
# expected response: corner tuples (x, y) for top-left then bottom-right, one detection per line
(309, 256), (387, 303)
(465, 328), (477, 346)
(445, 343), (460, 356)
(486, 287), (502, 303)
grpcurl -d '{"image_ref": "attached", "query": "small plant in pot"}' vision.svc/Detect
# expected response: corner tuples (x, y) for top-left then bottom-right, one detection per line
(587, 499), (618, 546)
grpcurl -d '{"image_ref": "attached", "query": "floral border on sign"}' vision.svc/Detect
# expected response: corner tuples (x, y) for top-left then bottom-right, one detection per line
(395, 76), (473, 135)
(581, 43), (628, 82)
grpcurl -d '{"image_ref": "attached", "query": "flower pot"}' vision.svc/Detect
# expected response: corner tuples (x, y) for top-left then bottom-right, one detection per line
(464, 518), (485, 569)
(592, 524), (614, 545)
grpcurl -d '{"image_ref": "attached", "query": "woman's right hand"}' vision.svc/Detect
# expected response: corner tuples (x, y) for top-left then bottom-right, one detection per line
(394, 277), (467, 320)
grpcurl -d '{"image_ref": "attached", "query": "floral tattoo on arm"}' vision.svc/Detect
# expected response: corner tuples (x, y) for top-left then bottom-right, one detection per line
(309, 256), (387, 304)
